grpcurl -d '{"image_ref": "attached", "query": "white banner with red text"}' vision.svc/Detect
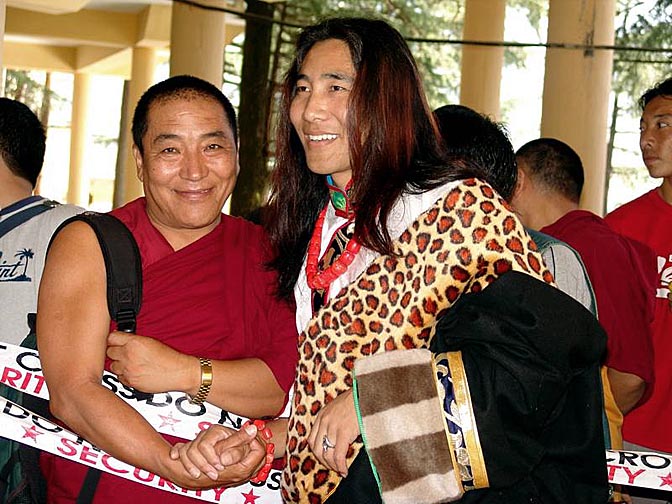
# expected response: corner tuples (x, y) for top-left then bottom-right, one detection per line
(0, 341), (283, 503)
(3, 342), (672, 495)
(0, 395), (281, 503)
(0, 342), (293, 439)
(607, 449), (672, 492)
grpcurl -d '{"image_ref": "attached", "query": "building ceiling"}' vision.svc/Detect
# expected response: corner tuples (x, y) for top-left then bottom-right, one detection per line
(7, 0), (172, 14)
(7, 0), (248, 14)
(3, 0), (246, 76)
(84, 0), (172, 13)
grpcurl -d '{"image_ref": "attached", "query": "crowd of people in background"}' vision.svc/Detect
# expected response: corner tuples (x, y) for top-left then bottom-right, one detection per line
(1, 14), (672, 504)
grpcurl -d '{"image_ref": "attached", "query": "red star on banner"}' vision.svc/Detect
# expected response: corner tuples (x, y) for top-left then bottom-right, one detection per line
(241, 489), (260, 504)
(22, 425), (43, 443)
(659, 472), (672, 488)
(158, 412), (181, 431)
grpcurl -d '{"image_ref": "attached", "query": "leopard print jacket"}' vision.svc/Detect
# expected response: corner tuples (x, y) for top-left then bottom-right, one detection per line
(282, 178), (552, 503)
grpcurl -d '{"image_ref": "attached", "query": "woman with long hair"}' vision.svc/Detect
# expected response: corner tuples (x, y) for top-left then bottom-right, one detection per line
(172, 17), (609, 504)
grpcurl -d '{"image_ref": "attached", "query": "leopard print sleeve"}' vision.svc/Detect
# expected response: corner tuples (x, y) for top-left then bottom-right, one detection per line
(282, 178), (552, 503)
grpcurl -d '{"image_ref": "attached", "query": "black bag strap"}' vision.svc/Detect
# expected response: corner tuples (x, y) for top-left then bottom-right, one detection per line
(75, 468), (102, 504)
(48, 212), (143, 502)
(0, 450), (19, 493)
(49, 211), (143, 332)
(0, 199), (59, 239)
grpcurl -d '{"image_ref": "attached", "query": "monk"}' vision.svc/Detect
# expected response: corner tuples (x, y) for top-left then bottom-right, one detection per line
(36, 75), (298, 503)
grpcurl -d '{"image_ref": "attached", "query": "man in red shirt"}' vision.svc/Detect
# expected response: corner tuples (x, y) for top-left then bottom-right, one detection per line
(606, 77), (672, 504)
(511, 137), (656, 423)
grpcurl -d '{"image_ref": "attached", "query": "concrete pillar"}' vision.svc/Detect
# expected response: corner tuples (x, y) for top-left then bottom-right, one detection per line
(0, 0), (6, 94)
(120, 46), (158, 204)
(541, 0), (615, 215)
(113, 80), (130, 209)
(169, 0), (226, 86)
(67, 72), (92, 207)
(459, 0), (506, 120)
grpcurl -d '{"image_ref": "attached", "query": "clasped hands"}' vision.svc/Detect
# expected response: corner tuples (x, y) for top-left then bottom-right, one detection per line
(106, 331), (360, 485)
(168, 422), (267, 489)
(169, 389), (360, 485)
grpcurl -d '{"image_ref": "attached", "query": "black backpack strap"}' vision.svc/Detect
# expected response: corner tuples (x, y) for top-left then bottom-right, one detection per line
(48, 212), (143, 502)
(0, 199), (59, 239)
(75, 469), (103, 504)
(50, 211), (143, 332)
(0, 450), (20, 496)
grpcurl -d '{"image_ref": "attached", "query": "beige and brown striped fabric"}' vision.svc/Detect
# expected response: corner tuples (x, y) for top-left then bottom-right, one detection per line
(355, 348), (464, 503)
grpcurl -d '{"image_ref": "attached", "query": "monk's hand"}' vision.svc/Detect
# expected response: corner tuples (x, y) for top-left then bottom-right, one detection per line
(106, 331), (193, 393)
(308, 388), (359, 477)
(170, 423), (265, 485)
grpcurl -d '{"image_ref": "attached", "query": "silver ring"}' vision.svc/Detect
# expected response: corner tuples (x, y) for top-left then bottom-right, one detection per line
(322, 435), (335, 453)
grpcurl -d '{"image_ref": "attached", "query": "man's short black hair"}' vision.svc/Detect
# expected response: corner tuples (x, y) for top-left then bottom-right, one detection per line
(434, 104), (517, 201)
(515, 138), (584, 204)
(131, 75), (238, 156)
(0, 98), (46, 188)
(639, 77), (672, 110)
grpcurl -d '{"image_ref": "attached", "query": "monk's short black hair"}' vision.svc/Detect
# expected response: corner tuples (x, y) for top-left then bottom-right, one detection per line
(132, 75), (238, 155)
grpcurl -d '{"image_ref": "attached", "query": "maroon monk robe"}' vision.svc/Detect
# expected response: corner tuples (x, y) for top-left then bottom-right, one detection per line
(41, 198), (298, 504)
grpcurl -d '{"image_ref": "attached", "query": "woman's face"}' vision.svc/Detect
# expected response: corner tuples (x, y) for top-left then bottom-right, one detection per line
(290, 38), (355, 189)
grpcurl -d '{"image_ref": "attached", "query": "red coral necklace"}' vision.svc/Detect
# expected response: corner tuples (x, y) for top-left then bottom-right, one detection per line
(305, 203), (361, 291)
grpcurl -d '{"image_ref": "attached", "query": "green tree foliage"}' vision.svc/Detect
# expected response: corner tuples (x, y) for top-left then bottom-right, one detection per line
(230, 0), (276, 218)
(510, 0), (546, 30)
(3, 70), (61, 127)
(605, 0), (672, 210)
(613, 0), (672, 114)
(275, 0), (464, 108)
(504, 0), (547, 67)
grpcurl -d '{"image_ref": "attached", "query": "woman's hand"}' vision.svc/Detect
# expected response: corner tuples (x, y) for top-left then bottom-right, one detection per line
(170, 424), (265, 484)
(307, 388), (360, 476)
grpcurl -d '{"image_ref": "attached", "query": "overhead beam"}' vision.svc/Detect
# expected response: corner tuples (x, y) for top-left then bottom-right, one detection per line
(7, 0), (88, 15)
(5, 6), (138, 47)
(76, 45), (131, 76)
(136, 4), (171, 47)
(2, 40), (76, 71)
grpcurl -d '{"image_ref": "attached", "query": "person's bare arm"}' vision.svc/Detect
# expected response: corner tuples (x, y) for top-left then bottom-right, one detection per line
(107, 331), (286, 417)
(37, 222), (228, 488)
(607, 368), (647, 415)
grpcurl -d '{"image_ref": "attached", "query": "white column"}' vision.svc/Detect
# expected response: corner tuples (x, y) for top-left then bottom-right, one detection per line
(121, 46), (158, 204)
(459, 0), (506, 119)
(169, 0), (226, 86)
(0, 0), (6, 94)
(67, 72), (92, 207)
(541, 0), (616, 214)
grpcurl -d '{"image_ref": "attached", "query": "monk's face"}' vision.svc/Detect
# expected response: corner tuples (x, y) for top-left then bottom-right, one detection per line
(133, 95), (239, 247)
